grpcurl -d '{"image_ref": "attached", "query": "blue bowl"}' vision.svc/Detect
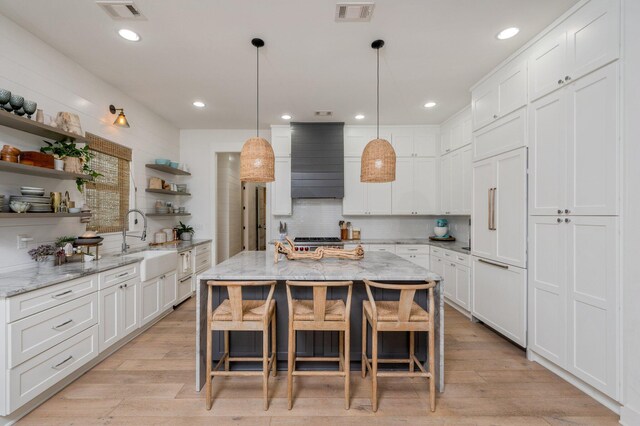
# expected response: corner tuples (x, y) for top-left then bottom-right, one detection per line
(155, 159), (170, 165)
(170, 161), (179, 168)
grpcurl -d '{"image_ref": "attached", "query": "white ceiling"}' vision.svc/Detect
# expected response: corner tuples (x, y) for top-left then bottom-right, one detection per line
(0, 0), (578, 129)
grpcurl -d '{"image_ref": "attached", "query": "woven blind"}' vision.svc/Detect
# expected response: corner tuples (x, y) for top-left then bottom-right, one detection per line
(84, 133), (131, 234)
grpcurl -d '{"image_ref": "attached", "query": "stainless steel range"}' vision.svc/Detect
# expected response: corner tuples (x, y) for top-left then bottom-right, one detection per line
(293, 237), (344, 252)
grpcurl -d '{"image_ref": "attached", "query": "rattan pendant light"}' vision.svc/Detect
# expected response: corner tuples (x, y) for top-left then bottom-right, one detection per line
(361, 39), (396, 183)
(240, 38), (275, 182)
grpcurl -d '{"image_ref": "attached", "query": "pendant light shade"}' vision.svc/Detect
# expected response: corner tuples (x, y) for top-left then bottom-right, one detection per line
(240, 38), (275, 182)
(361, 39), (396, 183)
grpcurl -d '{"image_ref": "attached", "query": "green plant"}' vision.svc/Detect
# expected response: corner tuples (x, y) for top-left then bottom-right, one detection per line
(176, 221), (194, 236)
(55, 236), (76, 248)
(40, 139), (101, 192)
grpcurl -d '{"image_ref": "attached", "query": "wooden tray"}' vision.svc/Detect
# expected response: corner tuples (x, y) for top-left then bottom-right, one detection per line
(429, 235), (456, 241)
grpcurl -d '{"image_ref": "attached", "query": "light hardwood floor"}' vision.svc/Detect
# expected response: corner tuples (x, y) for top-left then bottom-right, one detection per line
(18, 297), (619, 425)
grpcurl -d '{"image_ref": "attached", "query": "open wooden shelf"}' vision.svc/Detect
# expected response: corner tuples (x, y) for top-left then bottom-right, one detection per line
(0, 160), (90, 180)
(0, 212), (91, 218)
(146, 213), (191, 218)
(145, 188), (191, 196)
(0, 109), (90, 143)
(145, 164), (191, 176)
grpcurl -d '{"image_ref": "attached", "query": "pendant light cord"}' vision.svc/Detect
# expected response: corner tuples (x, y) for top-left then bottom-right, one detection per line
(376, 47), (380, 139)
(256, 45), (259, 138)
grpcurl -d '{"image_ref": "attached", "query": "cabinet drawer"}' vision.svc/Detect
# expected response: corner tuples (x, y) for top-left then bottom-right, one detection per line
(195, 253), (211, 273)
(195, 243), (211, 256)
(177, 275), (193, 302)
(8, 293), (98, 368)
(430, 247), (444, 258)
(367, 244), (396, 254)
(473, 108), (526, 161)
(7, 275), (97, 323)
(396, 244), (430, 255)
(8, 325), (98, 412)
(99, 264), (139, 290)
(452, 252), (470, 266)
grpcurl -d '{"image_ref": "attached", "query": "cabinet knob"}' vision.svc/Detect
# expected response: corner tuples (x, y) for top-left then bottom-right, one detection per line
(564, 209), (570, 214)
(557, 209), (563, 214)
(119, 285), (123, 289)
(558, 79), (564, 85)
(565, 218), (571, 223)
(565, 75), (571, 82)
(493, 114), (498, 119)
(557, 218), (563, 223)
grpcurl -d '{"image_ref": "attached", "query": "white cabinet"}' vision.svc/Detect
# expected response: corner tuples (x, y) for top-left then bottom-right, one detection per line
(431, 248), (470, 313)
(472, 108), (526, 162)
(98, 277), (139, 352)
(270, 126), (291, 157)
(472, 59), (527, 131)
(472, 256), (527, 347)
(392, 157), (437, 215)
(343, 157), (391, 215)
(440, 146), (471, 215)
(141, 277), (162, 327)
(529, 215), (619, 398)
(439, 155), (451, 215)
(440, 107), (471, 155)
(271, 157), (291, 215)
(161, 271), (177, 311)
(397, 245), (430, 270)
(472, 148), (527, 268)
(528, 0), (619, 101)
(391, 127), (437, 157)
(529, 63), (619, 216)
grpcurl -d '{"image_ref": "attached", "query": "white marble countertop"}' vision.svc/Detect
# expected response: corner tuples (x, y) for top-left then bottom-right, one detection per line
(141, 238), (212, 253)
(198, 251), (441, 282)
(271, 238), (470, 255)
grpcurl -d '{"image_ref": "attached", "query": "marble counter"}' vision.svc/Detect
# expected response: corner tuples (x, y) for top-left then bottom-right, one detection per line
(0, 256), (142, 298)
(271, 238), (471, 255)
(141, 238), (212, 253)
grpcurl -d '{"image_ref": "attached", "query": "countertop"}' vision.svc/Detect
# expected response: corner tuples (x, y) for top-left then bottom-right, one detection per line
(272, 238), (471, 255)
(0, 256), (142, 298)
(198, 251), (441, 282)
(141, 239), (212, 253)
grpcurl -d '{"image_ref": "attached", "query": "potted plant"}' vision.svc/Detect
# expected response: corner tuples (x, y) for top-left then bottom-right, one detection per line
(28, 244), (57, 265)
(40, 139), (101, 191)
(177, 221), (194, 241)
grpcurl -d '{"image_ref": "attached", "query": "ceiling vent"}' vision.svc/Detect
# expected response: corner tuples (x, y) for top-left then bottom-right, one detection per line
(96, 1), (146, 20)
(335, 2), (375, 22)
(315, 111), (333, 117)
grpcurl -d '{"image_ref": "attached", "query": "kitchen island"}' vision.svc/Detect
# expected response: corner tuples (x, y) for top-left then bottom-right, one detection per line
(195, 250), (444, 392)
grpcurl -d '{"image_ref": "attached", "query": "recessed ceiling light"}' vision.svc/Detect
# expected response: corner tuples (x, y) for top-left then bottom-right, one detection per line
(281, 114), (292, 120)
(423, 102), (437, 108)
(118, 28), (140, 42)
(193, 101), (205, 108)
(497, 27), (520, 40)
(355, 114), (365, 120)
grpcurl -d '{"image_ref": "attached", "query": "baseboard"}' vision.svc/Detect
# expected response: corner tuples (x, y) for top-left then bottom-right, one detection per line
(527, 349), (622, 416)
(0, 306), (175, 426)
(444, 298), (472, 319)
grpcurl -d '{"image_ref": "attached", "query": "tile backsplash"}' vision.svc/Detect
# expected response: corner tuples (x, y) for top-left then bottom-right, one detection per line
(273, 198), (470, 242)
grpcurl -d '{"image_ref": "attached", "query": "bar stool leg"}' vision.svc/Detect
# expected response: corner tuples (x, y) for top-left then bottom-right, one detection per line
(287, 323), (295, 410)
(339, 330), (344, 371)
(409, 331), (415, 373)
(206, 287), (213, 410)
(271, 312), (277, 377)
(429, 328), (435, 412)
(361, 306), (367, 379)
(344, 326), (350, 409)
(262, 323), (269, 411)
(224, 331), (230, 371)
(371, 327), (378, 412)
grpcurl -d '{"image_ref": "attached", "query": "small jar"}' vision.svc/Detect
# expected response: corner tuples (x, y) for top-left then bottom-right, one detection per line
(352, 228), (361, 240)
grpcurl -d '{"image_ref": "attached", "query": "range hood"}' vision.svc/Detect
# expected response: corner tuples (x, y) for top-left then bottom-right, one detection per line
(290, 122), (344, 198)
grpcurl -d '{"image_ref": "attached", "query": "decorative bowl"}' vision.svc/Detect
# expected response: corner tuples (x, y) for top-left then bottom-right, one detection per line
(10, 201), (31, 213)
(20, 188), (45, 196)
(23, 100), (37, 117)
(155, 159), (170, 165)
(170, 161), (179, 168)
(0, 88), (10, 106)
(68, 207), (81, 214)
(434, 226), (448, 237)
(14, 107), (25, 116)
(9, 94), (23, 110)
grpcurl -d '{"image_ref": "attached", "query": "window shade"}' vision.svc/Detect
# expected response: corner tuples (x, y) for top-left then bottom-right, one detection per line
(84, 133), (132, 234)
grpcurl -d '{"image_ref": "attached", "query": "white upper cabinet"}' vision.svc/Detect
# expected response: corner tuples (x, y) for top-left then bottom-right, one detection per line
(270, 126), (291, 157)
(366, 181), (392, 215)
(472, 59), (527, 131)
(529, 62), (619, 216)
(343, 157), (391, 215)
(393, 157), (437, 215)
(442, 107), (472, 154)
(344, 126), (391, 157)
(528, 0), (619, 102)
(391, 157), (413, 215)
(271, 157), (292, 215)
(439, 154), (452, 215)
(473, 108), (526, 162)
(391, 127), (438, 157)
(450, 146), (472, 215)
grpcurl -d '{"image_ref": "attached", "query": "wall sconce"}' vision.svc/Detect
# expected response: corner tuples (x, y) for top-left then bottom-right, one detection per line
(109, 104), (130, 128)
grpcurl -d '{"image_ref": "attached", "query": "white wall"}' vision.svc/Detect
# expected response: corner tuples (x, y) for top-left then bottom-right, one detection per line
(621, 0), (640, 423)
(0, 13), (180, 271)
(215, 153), (242, 264)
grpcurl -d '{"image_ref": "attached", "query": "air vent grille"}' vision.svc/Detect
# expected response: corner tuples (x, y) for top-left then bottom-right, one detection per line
(96, 1), (146, 20)
(315, 111), (333, 117)
(335, 2), (375, 22)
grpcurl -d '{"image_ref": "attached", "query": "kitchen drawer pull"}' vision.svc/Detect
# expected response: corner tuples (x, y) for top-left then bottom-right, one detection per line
(478, 258), (509, 269)
(52, 355), (74, 369)
(51, 290), (73, 299)
(52, 319), (74, 330)
(115, 272), (129, 278)
(408, 248), (418, 251)
(179, 276), (191, 283)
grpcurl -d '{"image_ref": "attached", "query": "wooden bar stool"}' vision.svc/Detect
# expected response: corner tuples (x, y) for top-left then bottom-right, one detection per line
(205, 280), (277, 411)
(285, 280), (353, 410)
(361, 279), (437, 412)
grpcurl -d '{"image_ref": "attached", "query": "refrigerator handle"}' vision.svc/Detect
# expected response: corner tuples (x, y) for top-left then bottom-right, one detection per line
(478, 258), (509, 269)
(491, 187), (497, 230)
(487, 188), (492, 230)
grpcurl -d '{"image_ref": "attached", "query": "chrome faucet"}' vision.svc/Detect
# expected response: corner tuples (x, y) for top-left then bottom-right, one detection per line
(122, 209), (148, 253)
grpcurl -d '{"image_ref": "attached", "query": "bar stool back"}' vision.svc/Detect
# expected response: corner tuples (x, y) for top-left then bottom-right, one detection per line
(206, 280), (277, 411)
(285, 280), (353, 409)
(362, 279), (437, 412)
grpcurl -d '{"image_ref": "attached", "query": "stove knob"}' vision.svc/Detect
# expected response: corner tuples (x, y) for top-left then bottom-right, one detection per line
(305, 247), (309, 251)
(294, 247), (299, 251)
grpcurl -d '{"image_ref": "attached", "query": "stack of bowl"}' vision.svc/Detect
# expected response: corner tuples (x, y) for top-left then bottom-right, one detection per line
(11, 187), (51, 212)
(1, 145), (20, 162)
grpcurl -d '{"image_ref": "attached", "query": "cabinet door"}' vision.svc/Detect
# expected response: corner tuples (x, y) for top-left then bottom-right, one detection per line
(472, 108), (526, 162)
(494, 148), (527, 268)
(566, 63), (619, 215)
(162, 272), (177, 311)
(566, 0), (619, 83)
(461, 146), (472, 214)
(271, 157), (291, 215)
(343, 158), (367, 215)
(366, 182), (392, 215)
(414, 127), (438, 157)
(440, 124), (451, 155)
(455, 265), (471, 310)
(414, 157), (437, 215)
(443, 261), (456, 300)
(270, 127), (291, 157)
(122, 280), (139, 336)
(471, 157), (495, 259)
(449, 121), (463, 152)
(344, 127), (373, 157)
(391, 157), (414, 215)
(439, 155), (452, 214)
(472, 80), (499, 131)
(450, 150), (464, 214)
(461, 114), (472, 148)
(98, 285), (120, 352)
(498, 60), (527, 117)
(529, 89), (567, 215)
(390, 129), (415, 157)
(412, 254), (430, 271)
(529, 31), (567, 101)
(566, 216), (618, 398)
(528, 216), (567, 366)
(141, 278), (161, 326)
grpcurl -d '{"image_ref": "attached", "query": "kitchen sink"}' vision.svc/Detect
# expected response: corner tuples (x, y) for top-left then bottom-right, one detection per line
(124, 250), (177, 281)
